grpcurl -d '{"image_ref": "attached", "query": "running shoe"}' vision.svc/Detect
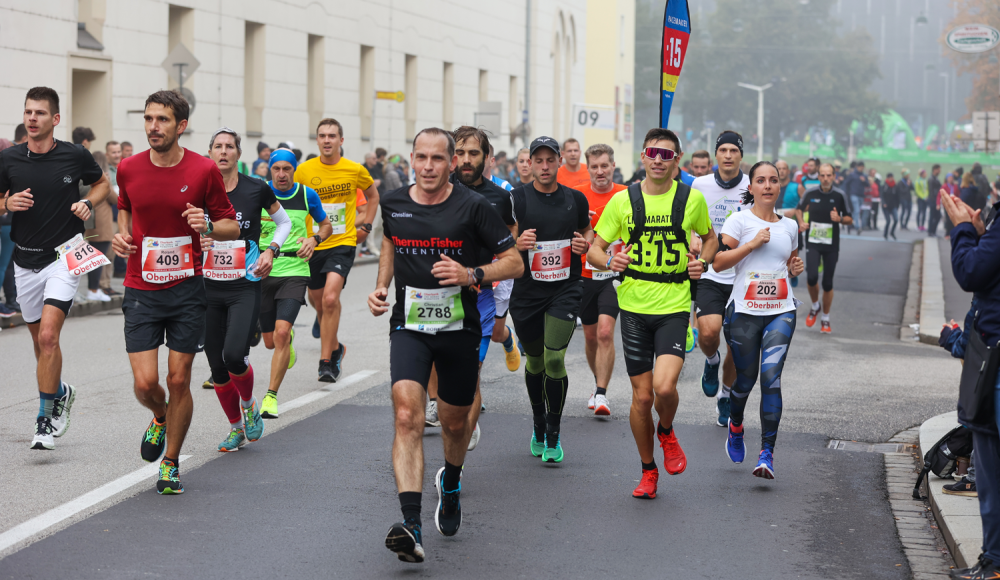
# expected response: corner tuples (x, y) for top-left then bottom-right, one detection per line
(141, 417), (167, 462)
(51, 383), (76, 437)
(260, 393), (279, 419)
(657, 428), (686, 475)
(716, 397), (731, 428)
(530, 433), (545, 457)
(6, 300), (20, 313)
(943, 477), (977, 497)
(202, 376), (214, 389)
(805, 307), (819, 327)
(701, 359), (720, 397)
(250, 322), (262, 347)
(467, 422), (481, 451)
(587, 392), (596, 410)
(685, 326), (695, 353)
(0, 303), (15, 318)
(632, 468), (659, 499)
(242, 399), (264, 442)
(30, 416), (55, 450)
(949, 554), (999, 580)
(542, 431), (564, 463)
(820, 320), (832, 334)
(218, 428), (246, 452)
(726, 420), (745, 463)
(434, 466), (462, 536)
(385, 519), (424, 564)
(318, 359), (335, 383)
(331, 343), (346, 382)
(593, 394), (611, 416)
(425, 399), (440, 427)
(287, 329), (296, 369)
(312, 316), (321, 339)
(753, 449), (775, 479)
(86, 289), (111, 303)
(504, 341), (521, 372)
(156, 459), (184, 495)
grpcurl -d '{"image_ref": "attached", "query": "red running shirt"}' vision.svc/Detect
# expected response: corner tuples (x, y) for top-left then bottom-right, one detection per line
(117, 149), (235, 290)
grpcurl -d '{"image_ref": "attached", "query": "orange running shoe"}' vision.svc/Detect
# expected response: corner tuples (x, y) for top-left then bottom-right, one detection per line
(658, 427), (687, 475)
(632, 468), (659, 499)
(805, 308), (819, 327)
(820, 320), (832, 334)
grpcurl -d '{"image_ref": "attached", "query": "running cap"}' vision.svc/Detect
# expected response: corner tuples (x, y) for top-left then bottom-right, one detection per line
(715, 131), (743, 156)
(257, 141), (270, 153)
(269, 148), (298, 170)
(209, 126), (241, 155)
(529, 136), (560, 157)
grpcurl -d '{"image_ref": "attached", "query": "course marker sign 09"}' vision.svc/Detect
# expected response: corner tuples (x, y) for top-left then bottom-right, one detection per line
(660, 0), (691, 129)
(946, 24), (1000, 54)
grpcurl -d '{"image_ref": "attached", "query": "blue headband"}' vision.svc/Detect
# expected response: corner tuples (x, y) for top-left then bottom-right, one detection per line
(269, 148), (297, 170)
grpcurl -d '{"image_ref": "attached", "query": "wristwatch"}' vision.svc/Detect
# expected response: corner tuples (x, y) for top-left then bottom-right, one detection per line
(82, 199), (93, 211)
(205, 220), (214, 235)
(359, 222), (373, 233)
(313, 234), (323, 245)
(697, 258), (709, 270)
(266, 244), (280, 257)
(474, 267), (485, 285)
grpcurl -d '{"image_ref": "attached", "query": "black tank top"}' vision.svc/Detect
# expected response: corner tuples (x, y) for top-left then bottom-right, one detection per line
(513, 184), (585, 297)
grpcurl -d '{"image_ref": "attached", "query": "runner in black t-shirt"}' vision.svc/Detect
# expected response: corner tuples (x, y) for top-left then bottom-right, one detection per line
(0, 87), (110, 451)
(509, 137), (591, 464)
(794, 163), (852, 334)
(201, 127), (293, 452)
(368, 128), (521, 564)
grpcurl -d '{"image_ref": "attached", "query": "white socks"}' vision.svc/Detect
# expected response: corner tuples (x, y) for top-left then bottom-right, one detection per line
(240, 397), (255, 409)
(719, 383), (732, 399)
(705, 351), (721, 366)
(812, 301), (820, 311)
(821, 312), (830, 322)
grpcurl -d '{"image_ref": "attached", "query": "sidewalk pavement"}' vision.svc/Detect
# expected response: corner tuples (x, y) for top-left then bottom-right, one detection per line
(920, 411), (982, 569)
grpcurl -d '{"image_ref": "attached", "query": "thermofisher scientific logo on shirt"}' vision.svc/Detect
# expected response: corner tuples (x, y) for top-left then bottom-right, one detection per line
(391, 236), (463, 257)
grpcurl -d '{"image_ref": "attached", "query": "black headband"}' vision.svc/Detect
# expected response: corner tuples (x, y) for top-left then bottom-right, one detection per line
(716, 132), (743, 156)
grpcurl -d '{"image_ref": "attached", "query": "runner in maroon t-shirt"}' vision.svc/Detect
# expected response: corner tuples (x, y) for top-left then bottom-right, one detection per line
(112, 90), (239, 495)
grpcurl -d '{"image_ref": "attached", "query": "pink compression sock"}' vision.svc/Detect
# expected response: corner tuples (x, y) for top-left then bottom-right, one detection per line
(214, 381), (242, 424)
(230, 365), (255, 402)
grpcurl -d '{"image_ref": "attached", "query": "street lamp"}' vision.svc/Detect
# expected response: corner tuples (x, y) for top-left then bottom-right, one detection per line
(737, 82), (773, 162)
(910, 12), (927, 62)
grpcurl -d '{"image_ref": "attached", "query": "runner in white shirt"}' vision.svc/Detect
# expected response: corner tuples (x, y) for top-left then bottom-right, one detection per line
(691, 131), (748, 427)
(712, 160), (804, 481)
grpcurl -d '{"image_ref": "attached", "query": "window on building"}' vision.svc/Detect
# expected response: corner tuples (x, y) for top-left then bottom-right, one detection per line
(308, 34), (325, 137)
(479, 69), (489, 103)
(405, 55), (418, 140)
(443, 62), (454, 130)
(245, 21), (265, 137)
(360, 45), (374, 141)
(168, 5), (194, 90)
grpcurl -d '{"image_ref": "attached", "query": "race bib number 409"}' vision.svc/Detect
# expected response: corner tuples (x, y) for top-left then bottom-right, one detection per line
(141, 236), (194, 284)
(529, 239), (571, 282)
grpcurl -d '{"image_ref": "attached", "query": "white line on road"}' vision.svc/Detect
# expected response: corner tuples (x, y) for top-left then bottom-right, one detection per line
(0, 455), (192, 553)
(280, 370), (379, 413)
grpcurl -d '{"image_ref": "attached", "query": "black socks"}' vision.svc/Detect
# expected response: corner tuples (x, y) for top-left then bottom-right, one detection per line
(399, 491), (421, 525)
(443, 461), (462, 492)
(657, 422), (672, 437)
(642, 461), (657, 471)
(543, 374), (568, 429)
(595, 387), (607, 396)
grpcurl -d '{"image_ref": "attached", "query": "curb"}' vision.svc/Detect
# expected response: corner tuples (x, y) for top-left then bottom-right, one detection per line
(0, 295), (124, 330)
(919, 411), (981, 569)
(918, 237), (946, 345)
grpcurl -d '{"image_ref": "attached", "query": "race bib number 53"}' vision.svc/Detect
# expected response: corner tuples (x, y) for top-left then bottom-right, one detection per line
(56, 234), (110, 277)
(529, 239), (571, 282)
(141, 236), (194, 284)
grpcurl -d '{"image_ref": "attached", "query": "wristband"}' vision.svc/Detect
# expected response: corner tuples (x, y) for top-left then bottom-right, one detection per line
(606, 256), (613, 270)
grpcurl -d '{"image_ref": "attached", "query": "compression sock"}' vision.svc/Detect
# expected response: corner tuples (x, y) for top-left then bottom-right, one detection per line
(525, 370), (546, 435)
(38, 392), (57, 419)
(56, 382), (66, 398)
(443, 461), (462, 492)
(543, 374), (569, 429)
(230, 365), (255, 404)
(705, 350), (721, 365)
(657, 422), (672, 437)
(502, 326), (515, 352)
(399, 491), (421, 525)
(266, 389), (278, 400)
(214, 381), (242, 425)
(595, 387), (607, 396)
(642, 461), (657, 471)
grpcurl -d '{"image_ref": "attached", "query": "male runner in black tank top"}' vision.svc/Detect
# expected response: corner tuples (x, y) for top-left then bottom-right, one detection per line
(509, 136), (592, 464)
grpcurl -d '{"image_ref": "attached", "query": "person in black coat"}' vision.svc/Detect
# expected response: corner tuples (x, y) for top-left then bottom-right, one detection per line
(882, 173), (899, 240)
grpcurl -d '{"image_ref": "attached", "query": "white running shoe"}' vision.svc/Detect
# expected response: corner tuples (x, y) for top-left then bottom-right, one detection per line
(86, 289), (111, 303)
(593, 394), (611, 416)
(50, 383), (76, 437)
(425, 399), (440, 427)
(31, 417), (55, 450)
(467, 422), (481, 451)
(587, 392), (596, 410)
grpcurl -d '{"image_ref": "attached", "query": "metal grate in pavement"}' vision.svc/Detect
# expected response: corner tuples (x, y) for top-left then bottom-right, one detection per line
(827, 440), (917, 453)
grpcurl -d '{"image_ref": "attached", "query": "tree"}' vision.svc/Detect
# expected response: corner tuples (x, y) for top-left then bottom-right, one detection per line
(668, 0), (884, 156)
(943, 0), (1000, 114)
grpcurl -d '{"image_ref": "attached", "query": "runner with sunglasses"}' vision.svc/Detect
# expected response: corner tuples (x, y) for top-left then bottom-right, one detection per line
(588, 128), (715, 499)
(713, 161), (804, 480)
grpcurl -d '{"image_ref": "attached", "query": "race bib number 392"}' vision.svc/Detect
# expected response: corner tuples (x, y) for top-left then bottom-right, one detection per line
(529, 239), (571, 282)
(141, 236), (194, 284)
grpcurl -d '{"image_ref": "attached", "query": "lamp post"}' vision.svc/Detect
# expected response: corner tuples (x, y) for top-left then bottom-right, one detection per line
(922, 63), (935, 105)
(910, 12), (928, 62)
(940, 72), (949, 148)
(737, 82), (773, 162)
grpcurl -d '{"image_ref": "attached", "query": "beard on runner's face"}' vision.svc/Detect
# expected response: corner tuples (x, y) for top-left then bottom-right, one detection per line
(457, 159), (485, 186)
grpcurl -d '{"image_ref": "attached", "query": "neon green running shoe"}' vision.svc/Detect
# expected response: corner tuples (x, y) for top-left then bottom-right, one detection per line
(542, 433), (564, 463)
(530, 434), (545, 457)
(685, 326), (695, 353)
(288, 328), (297, 369)
(260, 393), (279, 419)
(218, 428), (246, 452)
(156, 459), (183, 495)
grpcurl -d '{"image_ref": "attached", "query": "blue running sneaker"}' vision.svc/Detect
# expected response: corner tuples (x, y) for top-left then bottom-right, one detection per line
(726, 421), (745, 464)
(434, 466), (461, 536)
(753, 449), (775, 479)
(242, 399), (264, 442)
(385, 519), (424, 563)
(716, 397), (731, 428)
(331, 343), (346, 382)
(218, 428), (246, 452)
(312, 316), (321, 339)
(701, 359), (720, 397)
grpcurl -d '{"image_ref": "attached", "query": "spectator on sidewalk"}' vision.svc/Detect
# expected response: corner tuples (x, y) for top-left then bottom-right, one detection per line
(915, 169), (929, 231)
(882, 173), (899, 240)
(104, 141), (122, 294)
(898, 169), (914, 230)
(72, 126), (95, 150)
(120, 141), (133, 159)
(971, 163), (992, 213)
(80, 151), (116, 303)
(941, 190), (1000, 579)
(14, 124), (27, 144)
(928, 164), (943, 237)
(0, 138), (15, 317)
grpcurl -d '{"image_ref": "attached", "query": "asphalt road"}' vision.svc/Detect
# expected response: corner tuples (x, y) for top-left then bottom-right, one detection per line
(0, 232), (962, 579)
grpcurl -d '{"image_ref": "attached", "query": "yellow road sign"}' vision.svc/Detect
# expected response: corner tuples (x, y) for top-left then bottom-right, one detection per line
(376, 91), (405, 102)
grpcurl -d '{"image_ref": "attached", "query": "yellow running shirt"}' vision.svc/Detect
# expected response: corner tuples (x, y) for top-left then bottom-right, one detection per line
(594, 181), (711, 315)
(295, 156), (374, 250)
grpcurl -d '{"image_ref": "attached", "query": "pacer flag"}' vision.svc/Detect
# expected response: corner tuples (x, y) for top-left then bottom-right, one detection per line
(660, 0), (691, 129)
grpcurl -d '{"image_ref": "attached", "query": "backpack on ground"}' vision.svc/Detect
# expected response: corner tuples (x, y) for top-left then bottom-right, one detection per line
(911, 425), (974, 499)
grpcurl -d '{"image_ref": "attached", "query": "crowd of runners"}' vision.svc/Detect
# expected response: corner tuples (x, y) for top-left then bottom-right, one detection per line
(2, 86), (862, 563)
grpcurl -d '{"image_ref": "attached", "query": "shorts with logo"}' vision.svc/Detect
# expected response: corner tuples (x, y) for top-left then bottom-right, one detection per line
(14, 259), (82, 324)
(307, 245), (356, 290)
(509, 279), (584, 346)
(389, 329), (480, 407)
(694, 278), (733, 318)
(123, 276), (206, 354)
(620, 310), (689, 376)
(260, 275), (308, 333)
(493, 278), (513, 318)
(579, 277), (619, 326)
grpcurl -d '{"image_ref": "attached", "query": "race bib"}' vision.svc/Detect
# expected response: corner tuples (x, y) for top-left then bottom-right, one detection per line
(315, 203), (347, 235)
(141, 236), (194, 284)
(740, 271), (791, 313)
(404, 286), (465, 334)
(203, 240), (247, 281)
(56, 234), (110, 278)
(808, 222), (833, 245)
(529, 239), (571, 282)
(586, 240), (623, 281)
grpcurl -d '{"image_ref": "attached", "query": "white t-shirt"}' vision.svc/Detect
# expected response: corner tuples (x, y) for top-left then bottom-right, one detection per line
(693, 172), (750, 285)
(720, 210), (799, 316)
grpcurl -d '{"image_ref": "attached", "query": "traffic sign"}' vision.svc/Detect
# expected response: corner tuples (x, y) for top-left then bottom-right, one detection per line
(946, 24), (1000, 53)
(376, 91), (405, 102)
(572, 104), (616, 131)
(161, 43), (200, 86)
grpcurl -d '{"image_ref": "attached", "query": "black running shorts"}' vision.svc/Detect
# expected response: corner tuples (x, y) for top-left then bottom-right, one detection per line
(509, 279), (584, 345)
(308, 246), (356, 290)
(620, 310), (689, 376)
(579, 278), (619, 326)
(123, 276), (207, 354)
(389, 329), (480, 407)
(694, 278), (733, 318)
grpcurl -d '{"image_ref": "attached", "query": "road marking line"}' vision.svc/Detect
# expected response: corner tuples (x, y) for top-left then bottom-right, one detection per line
(280, 370), (379, 413)
(0, 455), (192, 553)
